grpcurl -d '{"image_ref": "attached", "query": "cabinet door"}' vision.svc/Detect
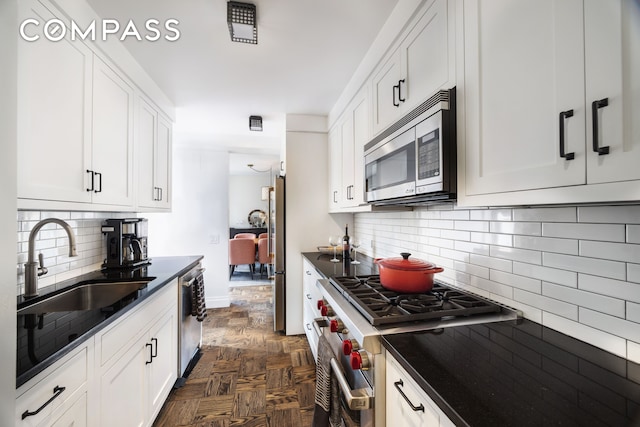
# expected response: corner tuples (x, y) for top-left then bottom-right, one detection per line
(51, 393), (88, 427)
(92, 56), (135, 206)
(400, 0), (451, 113)
(100, 341), (147, 427)
(341, 113), (355, 207)
(371, 51), (403, 135)
(351, 89), (370, 207)
(137, 99), (157, 208)
(386, 355), (440, 427)
(155, 116), (172, 209)
(148, 309), (177, 419)
(17, 0), (93, 203)
(328, 126), (342, 212)
(138, 100), (172, 210)
(584, 0), (640, 184)
(463, 0), (586, 195)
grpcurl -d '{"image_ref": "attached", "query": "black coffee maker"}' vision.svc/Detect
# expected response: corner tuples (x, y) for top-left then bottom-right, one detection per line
(102, 218), (149, 269)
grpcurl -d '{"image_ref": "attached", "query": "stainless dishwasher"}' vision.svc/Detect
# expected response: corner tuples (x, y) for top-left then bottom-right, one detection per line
(175, 264), (205, 387)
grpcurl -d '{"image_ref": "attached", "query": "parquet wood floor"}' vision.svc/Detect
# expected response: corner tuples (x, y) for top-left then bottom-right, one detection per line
(153, 285), (316, 427)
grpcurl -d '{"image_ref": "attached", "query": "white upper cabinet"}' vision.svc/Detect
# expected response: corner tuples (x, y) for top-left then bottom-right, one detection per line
(16, 0), (174, 212)
(138, 98), (172, 211)
(351, 89), (370, 207)
(460, 0), (640, 205)
(328, 86), (370, 212)
(372, 0), (453, 136)
(17, 0), (93, 204)
(328, 125), (342, 212)
(92, 55), (135, 206)
(462, 0), (587, 195)
(584, 0), (640, 185)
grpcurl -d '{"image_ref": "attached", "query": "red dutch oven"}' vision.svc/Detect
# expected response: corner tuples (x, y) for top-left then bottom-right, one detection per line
(374, 252), (444, 293)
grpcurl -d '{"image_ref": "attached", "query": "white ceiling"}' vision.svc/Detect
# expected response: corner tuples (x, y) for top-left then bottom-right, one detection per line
(85, 0), (399, 173)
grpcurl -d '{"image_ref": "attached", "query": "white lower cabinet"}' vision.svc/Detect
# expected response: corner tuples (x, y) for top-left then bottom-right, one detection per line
(16, 343), (91, 427)
(302, 257), (323, 361)
(16, 279), (178, 427)
(96, 279), (177, 427)
(385, 352), (455, 427)
(50, 393), (88, 427)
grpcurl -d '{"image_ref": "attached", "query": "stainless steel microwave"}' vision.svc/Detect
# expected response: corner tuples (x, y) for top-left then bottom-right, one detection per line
(364, 87), (456, 205)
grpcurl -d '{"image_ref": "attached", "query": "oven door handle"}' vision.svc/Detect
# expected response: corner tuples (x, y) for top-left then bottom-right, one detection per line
(183, 268), (206, 287)
(330, 358), (373, 410)
(312, 318), (324, 337)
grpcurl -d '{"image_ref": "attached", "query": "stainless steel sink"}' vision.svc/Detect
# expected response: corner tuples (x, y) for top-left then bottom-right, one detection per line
(18, 280), (150, 315)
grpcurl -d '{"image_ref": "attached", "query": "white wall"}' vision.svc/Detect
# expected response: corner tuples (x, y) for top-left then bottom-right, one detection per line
(355, 203), (640, 362)
(284, 115), (352, 335)
(0, 0), (17, 421)
(147, 145), (231, 308)
(229, 174), (270, 228)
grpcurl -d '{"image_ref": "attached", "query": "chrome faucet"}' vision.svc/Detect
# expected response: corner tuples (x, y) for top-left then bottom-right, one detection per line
(24, 218), (78, 298)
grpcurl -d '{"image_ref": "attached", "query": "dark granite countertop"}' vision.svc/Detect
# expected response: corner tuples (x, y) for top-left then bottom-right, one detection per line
(302, 252), (640, 425)
(17, 255), (203, 388)
(383, 320), (640, 426)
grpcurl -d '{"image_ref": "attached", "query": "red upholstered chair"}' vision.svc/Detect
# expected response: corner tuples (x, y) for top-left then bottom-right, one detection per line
(229, 238), (256, 279)
(258, 233), (268, 239)
(234, 233), (257, 239)
(257, 238), (272, 278)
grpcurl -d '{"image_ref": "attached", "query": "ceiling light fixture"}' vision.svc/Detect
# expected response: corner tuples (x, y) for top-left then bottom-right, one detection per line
(249, 115), (263, 131)
(227, 1), (257, 44)
(247, 163), (270, 173)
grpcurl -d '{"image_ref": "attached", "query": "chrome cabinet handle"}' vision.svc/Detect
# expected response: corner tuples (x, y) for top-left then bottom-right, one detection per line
(394, 379), (425, 412)
(330, 358), (373, 410)
(22, 386), (66, 419)
(592, 98), (610, 155)
(559, 110), (575, 160)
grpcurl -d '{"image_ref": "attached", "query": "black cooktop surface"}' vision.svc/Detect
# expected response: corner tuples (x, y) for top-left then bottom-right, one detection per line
(330, 275), (502, 326)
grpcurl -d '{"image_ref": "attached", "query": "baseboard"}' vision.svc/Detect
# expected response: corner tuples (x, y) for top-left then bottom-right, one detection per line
(206, 295), (230, 308)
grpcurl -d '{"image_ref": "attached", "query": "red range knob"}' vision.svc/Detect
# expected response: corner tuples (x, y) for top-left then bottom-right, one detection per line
(317, 299), (324, 310)
(342, 339), (359, 355)
(350, 350), (370, 371)
(350, 351), (363, 370)
(330, 319), (344, 333)
(320, 305), (333, 317)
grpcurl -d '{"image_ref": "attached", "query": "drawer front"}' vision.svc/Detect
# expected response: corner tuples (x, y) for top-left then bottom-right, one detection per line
(99, 279), (177, 366)
(303, 300), (321, 361)
(302, 259), (323, 305)
(386, 354), (440, 426)
(16, 346), (88, 426)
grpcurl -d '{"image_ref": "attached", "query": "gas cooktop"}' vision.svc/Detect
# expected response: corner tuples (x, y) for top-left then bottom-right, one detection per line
(330, 275), (505, 327)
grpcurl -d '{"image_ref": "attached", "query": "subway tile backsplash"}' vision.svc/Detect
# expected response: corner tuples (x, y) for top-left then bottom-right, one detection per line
(354, 204), (640, 362)
(16, 211), (129, 296)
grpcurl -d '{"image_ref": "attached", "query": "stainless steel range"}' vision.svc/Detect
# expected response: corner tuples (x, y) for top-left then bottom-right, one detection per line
(314, 274), (521, 427)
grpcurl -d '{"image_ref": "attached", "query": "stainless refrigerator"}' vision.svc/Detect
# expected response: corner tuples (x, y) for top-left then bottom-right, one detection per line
(269, 175), (286, 332)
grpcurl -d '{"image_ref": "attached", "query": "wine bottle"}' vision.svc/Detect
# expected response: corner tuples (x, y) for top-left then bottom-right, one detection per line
(342, 224), (350, 261)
